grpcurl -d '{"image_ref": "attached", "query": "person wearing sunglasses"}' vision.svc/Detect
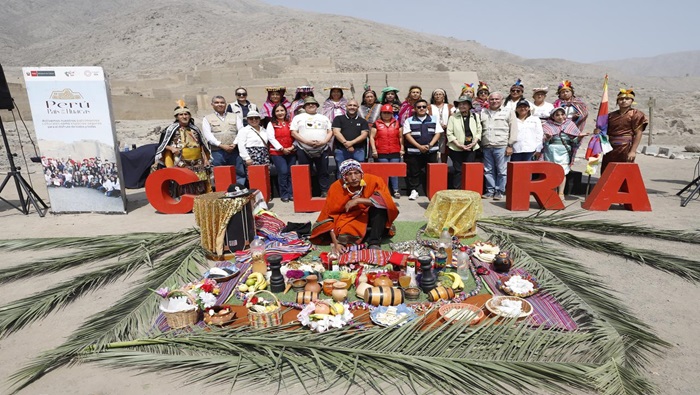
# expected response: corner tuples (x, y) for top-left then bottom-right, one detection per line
(226, 87), (259, 128)
(503, 79), (528, 112)
(402, 99), (442, 200)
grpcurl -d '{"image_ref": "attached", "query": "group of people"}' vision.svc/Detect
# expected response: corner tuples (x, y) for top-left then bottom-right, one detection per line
(153, 79), (647, 202)
(42, 156), (121, 197)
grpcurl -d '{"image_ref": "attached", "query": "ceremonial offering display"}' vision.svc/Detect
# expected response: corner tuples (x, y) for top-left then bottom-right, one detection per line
(370, 304), (418, 327)
(297, 301), (353, 333)
(245, 290), (282, 328)
(203, 305), (236, 326)
(472, 241), (500, 263)
(438, 303), (484, 325)
(497, 275), (539, 298)
(485, 296), (533, 319)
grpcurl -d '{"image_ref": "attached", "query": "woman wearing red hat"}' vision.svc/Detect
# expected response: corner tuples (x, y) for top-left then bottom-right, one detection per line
(370, 104), (404, 198)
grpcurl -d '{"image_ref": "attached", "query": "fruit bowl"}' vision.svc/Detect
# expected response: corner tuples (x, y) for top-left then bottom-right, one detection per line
(485, 296), (533, 319)
(497, 275), (539, 298)
(438, 303), (484, 325)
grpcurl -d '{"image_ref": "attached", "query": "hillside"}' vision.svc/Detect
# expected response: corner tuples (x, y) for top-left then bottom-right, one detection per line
(1, 0), (699, 139)
(595, 51), (700, 77)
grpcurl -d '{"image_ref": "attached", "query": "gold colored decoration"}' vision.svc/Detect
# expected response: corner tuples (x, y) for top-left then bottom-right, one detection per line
(193, 192), (251, 256)
(424, 190), (482, 237)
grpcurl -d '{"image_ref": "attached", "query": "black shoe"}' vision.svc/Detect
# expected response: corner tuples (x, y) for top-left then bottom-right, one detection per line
(281, 198), (289, 203)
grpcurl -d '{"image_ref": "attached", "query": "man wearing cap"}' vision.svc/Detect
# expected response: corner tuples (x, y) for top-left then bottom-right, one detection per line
(201, 95), (247, 186)
(597, 89), (648, 172)
(226, 87), (258, 127)
(291, 96), (334, 197)
(447, 95), (482, 189)
(310, 159), (399, 255)
(531, 87), (554, 120)
(332, 99), (369, 167)
(480, 92), (518, 200)
(403, 98), (443, 200)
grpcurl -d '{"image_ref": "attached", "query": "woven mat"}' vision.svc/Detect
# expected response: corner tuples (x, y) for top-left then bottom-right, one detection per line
(475, 259), (577, 331)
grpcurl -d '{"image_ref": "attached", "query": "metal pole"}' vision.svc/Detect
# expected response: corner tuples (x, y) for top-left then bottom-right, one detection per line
(647, 97), (655, 146)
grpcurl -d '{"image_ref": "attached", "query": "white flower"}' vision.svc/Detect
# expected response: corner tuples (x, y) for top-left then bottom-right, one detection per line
(199, 292), (217, 308)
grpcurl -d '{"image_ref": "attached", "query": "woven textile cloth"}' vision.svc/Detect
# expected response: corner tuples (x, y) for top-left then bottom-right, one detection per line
(424, 190), (482, 237)
(194, 192), (252, 256)
(478, 264), (577, 331)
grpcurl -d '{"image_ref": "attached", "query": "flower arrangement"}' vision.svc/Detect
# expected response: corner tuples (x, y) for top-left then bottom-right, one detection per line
(297, 301), (353, 333)
(154, 278), (221, 312)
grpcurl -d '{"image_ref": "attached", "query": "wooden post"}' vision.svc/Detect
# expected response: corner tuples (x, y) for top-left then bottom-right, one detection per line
(647, 96), (655, 146)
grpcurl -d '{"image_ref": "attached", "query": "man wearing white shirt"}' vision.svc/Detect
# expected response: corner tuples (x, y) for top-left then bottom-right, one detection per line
(201, 95), (247, 186)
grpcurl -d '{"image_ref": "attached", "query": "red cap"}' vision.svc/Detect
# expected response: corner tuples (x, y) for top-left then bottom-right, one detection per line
(380, 104), (393, 113)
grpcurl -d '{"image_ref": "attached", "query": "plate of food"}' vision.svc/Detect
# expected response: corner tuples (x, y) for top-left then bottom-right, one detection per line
(485, 296), (533, 319)
(497, 274), (539, 298)
(370, 304), (418, 327)
(471, 242), (500, 263)
(204, 263), (241, 283)
(438, 303), (484, 325)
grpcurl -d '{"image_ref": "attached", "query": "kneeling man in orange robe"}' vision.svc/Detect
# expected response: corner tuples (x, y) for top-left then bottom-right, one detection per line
(310, 159), (399, 256)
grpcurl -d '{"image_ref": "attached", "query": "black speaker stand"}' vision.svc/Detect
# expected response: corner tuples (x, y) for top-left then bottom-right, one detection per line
(0, 114), (48, 217)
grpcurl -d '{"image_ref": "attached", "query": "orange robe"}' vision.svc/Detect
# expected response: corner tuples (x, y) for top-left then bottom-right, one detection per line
(310, 174), (399, 245)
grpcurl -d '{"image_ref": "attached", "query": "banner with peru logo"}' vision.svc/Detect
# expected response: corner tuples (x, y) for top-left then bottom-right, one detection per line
(23, 66), (126, 213)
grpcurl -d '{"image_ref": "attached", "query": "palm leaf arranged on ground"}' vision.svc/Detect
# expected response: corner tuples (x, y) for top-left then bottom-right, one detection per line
(0, 215), (697, 394)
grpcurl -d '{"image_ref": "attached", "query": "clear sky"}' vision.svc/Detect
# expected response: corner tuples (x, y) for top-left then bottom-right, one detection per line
(260, 0), (698, 63)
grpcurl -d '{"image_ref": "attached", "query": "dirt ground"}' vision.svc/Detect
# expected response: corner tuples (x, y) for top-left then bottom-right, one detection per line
(0, 153), (699, 395)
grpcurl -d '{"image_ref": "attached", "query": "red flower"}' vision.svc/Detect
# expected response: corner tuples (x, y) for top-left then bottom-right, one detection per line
(249, 296), (259, 305)
(200, 282), (215, 293)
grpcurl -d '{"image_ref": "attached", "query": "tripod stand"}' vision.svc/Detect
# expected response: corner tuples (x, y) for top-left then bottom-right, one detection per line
(0, 114), (48, 217)
(676, 156), (700, 208)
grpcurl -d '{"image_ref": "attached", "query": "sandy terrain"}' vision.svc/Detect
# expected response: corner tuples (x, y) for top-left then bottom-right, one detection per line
(1, 151), (699, 394)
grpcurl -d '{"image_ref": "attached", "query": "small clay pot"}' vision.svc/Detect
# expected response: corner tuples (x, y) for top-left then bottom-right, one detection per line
(355, 282), (371, 300)
(322, 279), (338, 296)
(404, 287), (421, 301)
(291, 279), (307, 293)
(305, 274), (322, 293)
(373, 274), (393, 287)
(492, 251), (513, 273)
(332, 282), (348, 302)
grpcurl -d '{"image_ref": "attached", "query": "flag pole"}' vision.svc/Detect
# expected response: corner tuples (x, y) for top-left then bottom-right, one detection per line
(585, 75), (609, 197)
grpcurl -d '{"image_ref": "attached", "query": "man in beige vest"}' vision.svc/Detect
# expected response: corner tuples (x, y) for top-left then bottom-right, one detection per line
(202, 95), (247, 185)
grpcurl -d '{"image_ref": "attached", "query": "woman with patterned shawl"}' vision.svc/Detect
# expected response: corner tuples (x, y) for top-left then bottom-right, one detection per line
(154, 101), (211, 195)
(542, 107), (589, 199)
(472, 81), (490, 113)
(398, 85), (423, 125)
(553, 80), (589, 131)
(260, 86), (291, 127)
(321, 85), (349, 123)
(290, 86), (314, 117)
(310, 159), (399, 256)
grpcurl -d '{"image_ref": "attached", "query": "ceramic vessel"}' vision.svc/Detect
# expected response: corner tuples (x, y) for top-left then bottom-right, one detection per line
(332, 282), (348, 302)
(355, 282), (371, 300)
(291, 279), (307, 293)
(364, 286), (405, 306)
(404, 287), (421, 301)
(295, 291), (319, 304)
(492, 251), (513, 273)
(427, 286), (456, 302)
(322, 279), (338, 296)
(373, 274), (393, 287)
(418, 255), (437, 293)
(305, 274), (322, 293)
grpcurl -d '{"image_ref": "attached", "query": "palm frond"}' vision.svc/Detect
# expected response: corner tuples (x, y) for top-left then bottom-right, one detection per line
(480, 225), (669, 369)
(487, 210), (700, 245)
(0, 229), (198, 284)
(7, 242), (206, 394)
(484, 220), (700, 283)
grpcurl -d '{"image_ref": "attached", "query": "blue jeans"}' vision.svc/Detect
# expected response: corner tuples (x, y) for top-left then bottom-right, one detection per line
(211, 148), (247, 186)
(482, 147), (508, 194)
(335, 148), (366, 178)
(377, 156), (400, 193)
(271, 154), (296, 200)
